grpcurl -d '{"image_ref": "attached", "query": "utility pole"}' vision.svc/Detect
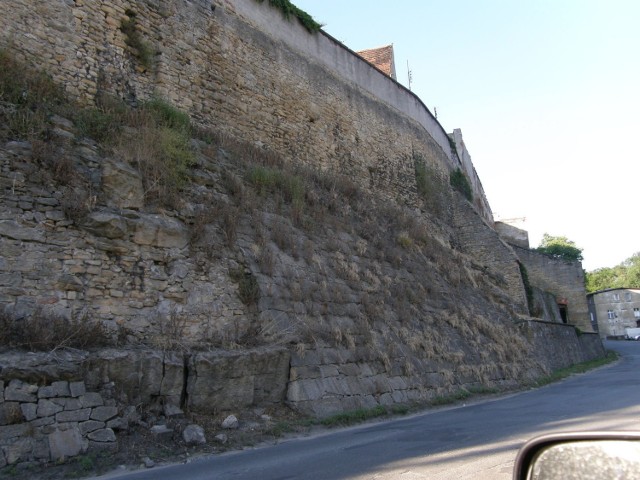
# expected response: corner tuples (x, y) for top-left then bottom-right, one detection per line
(407, 60), (412, 91)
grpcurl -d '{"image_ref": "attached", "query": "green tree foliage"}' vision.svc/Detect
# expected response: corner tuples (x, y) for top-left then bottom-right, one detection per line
(535, 233), (584, 262)
(586, 252), (640, 292)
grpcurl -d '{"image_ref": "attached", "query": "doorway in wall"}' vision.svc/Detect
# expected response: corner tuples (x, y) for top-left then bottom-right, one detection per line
(559, 304), (568, 324)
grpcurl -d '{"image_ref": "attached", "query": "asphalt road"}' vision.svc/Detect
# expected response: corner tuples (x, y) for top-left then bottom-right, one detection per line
(100, 340), (640, 480)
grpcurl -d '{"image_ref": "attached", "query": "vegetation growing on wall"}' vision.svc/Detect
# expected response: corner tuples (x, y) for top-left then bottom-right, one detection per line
(0, 308), (109, 351)
(119, 9), (154, 69)
(0, 48), (66, 141)
(518, 261), (534, 316)
(449, 168), (473, 202)
(0, 48), (539, 402)
(254, 0), (321, 33)
(413, 153), (446, 216)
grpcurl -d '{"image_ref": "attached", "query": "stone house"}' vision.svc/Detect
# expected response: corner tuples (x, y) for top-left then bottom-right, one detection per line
(587, 288), (640, 338)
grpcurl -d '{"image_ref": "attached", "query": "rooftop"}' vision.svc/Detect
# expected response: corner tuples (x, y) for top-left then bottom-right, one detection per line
(356, 44), (396, 79)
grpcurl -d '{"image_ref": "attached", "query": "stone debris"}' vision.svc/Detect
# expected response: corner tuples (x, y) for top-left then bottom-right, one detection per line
(149, 424), (173, 440)
(182, 424), (206, 445)
(221, 414), (239, 429)
(0, 380), (121, 465)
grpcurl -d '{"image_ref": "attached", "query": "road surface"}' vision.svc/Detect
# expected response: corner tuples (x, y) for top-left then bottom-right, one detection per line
(101, 340), (640, 480)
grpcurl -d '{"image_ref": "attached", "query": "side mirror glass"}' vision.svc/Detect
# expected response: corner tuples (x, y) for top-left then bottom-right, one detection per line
(514, 432), (640, 480)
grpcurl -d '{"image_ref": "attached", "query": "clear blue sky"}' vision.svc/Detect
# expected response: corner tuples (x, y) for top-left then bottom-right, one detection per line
(293, 0), (640, 271)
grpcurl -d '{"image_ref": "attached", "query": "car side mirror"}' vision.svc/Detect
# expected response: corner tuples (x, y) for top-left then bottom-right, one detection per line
(513, 432), (640, 479)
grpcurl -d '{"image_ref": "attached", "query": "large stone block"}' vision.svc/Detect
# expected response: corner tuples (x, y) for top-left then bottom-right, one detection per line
(102, 160), (144, 210)
(82, 211), (129, 239)
(0, 403), (24, 426)
(84, 349), (184, 406)
(132, 214), (189, 248)
(2, 438), (34, 465)
(37, 399), (63, 418)
(4, 380), (38, 403)
(49, 426), (87, 461)
(187, 348), (290, 413)
(56, 408), (91, 423)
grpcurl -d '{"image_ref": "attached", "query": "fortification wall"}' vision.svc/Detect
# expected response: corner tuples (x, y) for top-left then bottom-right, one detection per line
(0, 0), (463, 210)
(452, 197), (528, 314)
(514, 246), (592, 332)
(451, 129), (493, 224)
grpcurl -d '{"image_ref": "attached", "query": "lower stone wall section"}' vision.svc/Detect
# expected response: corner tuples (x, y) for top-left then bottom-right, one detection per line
(0, 380), (118, 467)
(187, 349), (291, 413)
(519, 320), (605, 372)
(0, 330), (605, 466)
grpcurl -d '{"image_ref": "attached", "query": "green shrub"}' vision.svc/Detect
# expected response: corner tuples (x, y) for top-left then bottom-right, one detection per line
(144, 97), (191, 133)
(230, 267), (260, 305)
(254, 0), (321, 33)
(75, 107), (122, 143)
(247, 166), (304, 205)
(518, 261), (534, 316)
(450, 168), (473, 201)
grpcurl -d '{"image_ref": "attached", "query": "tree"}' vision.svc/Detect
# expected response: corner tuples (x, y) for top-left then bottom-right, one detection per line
(585, 252), (640, 292)
(535, 233), (584, 262)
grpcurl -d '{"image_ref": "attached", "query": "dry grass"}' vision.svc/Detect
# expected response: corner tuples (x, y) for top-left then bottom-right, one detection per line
(0, 308), (109, 351)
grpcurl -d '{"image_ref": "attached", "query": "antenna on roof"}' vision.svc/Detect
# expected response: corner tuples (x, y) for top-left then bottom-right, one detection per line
(407, 60), (412, 91)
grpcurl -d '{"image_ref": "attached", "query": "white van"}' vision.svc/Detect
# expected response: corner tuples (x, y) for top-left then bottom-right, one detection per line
(624, 327), (640, 340)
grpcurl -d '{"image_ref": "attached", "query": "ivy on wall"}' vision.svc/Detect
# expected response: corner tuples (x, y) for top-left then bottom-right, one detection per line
(450, 168), (473, 202)
(254, 0), (321, 33)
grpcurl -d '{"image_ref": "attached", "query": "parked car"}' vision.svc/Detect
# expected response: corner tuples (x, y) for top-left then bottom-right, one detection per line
(625, 327), (640, 340)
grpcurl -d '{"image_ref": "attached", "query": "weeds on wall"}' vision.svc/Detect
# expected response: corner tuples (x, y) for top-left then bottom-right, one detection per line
(229, 267), (260, 306)
(115, 97), (195, 208)
(254, 0), (321, 33)
(450, 167), (473, 202)
(0, 308), (109, 351)
(413, 153), (447, 216)
(518, 261), (534, 316)
(0, 50), (540, 395)
(120, 9), (155, 70)
(0, 48), (66, 141)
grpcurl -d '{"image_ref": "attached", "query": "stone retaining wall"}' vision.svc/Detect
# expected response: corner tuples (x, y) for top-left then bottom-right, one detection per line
(519, 321), (605, 372)
(513, 246), (592, 332)
(0, 380), (118, 467)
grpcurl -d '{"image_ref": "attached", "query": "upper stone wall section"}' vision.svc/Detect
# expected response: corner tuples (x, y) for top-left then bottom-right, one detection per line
(513, 245), (592, 332)
(0, 0), (493, 216)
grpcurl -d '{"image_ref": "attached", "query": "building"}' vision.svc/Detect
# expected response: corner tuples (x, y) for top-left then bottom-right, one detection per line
(356, 45), (396, 79)
(587, 288), (640, 338)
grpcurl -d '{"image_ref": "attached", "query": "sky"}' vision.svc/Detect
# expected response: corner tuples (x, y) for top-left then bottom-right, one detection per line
(292, 0), (640, 272)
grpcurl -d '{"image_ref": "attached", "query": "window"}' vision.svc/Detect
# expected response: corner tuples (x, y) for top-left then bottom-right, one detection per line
(625, 292), (632, 302)
(607, 310), (616, 319)
(613, 293), (620, 301)
(635, 308), (640, 319)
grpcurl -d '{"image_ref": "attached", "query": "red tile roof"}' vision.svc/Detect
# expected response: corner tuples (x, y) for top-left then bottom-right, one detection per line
(357, 45), (396, 79)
